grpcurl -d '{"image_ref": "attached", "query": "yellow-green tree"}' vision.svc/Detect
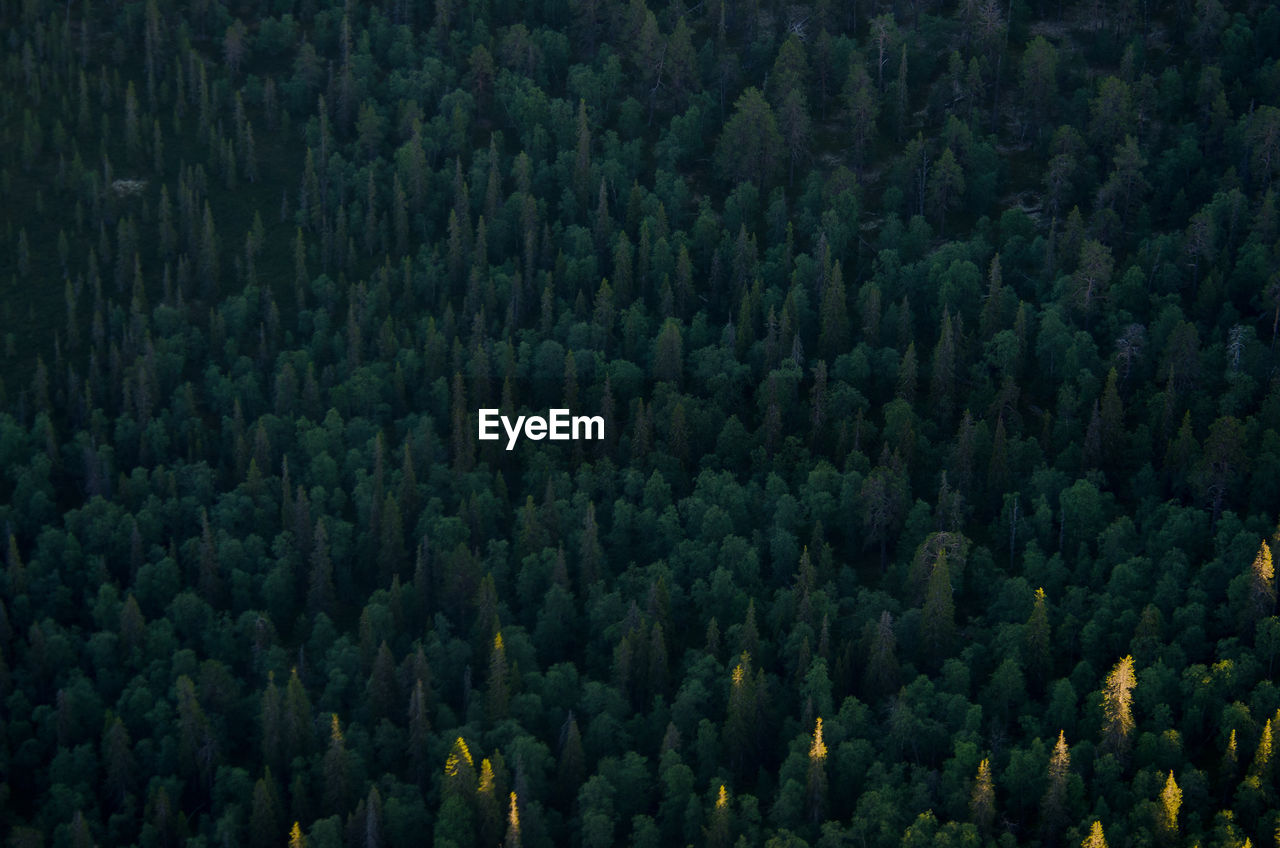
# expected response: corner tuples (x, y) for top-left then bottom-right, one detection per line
(503, 792), (521, 848)
(970, 757), (995, 836)
(1102, 655), (1136, 758)
(1157, 771), (1181, 844)
(806, 717), (828, 823)
(1250, 540), (1276, 622)
(477, 757), (502, 846)
(1250, 718), (1272, 782)
(706, 784), (732, 848)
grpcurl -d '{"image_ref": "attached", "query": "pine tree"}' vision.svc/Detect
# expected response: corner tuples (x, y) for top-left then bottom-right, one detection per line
(739, 602), (760, 668)
(845, 61), (878, 168)
(1082, 820), (1108, 848)
(293, 229), (308, 306)
(504, 792), (522, 848)
(980, 253), (1005, 339)
(1222, 727), (1240, 785)
(574, 99), (592, 202)
(1101, 655), (1137, 758)
(1158, 771), (1181, 844)
(307, 519), (335, 616)
(283, 668), (313, 761)
(897, 342), (918, 403)
(444, 736), (477, 798)
(322, 714), (349, 812)
(1250, 718), (1273, 782)
(806, 717), (828, 823)
(1072, 239), (1114, 320)
(261, 672), (283, 771)
(102, 714), (135, 807)
(927, 148), (965, 232)
(970, 757), (995, 836)
(249, 773), (282, 848)
(1099, 368), (1124, 459)
(864, 610), (900, 697)
(578, 501), (603, 588)
(1042, 730), (1070, 837)
(378, 493), (405, 581)
(197, 509), (220, 602)
(716, 87), (783, 186)
(930, 311), (957, 425)
(1026, 587), (1052, 687)
(477, 758), (502, 846)
(407, 678), (431, 781)
(819, 261), (849, 357)
(367, 641), (398, 722)
(649, 621), (669, 696)
(289, 822), (307, 848)
(921, 549), (956, 663)
(653, 319), (683, 385)
(725, 653), (758, 777)
(1250, 540), (1276, 623)
(451, 371), (474, 472)
(176, 675), (216, 786)
(487, 631), (510, 722)
(706, 784), (732, 848)
(557, 716), (585, 802)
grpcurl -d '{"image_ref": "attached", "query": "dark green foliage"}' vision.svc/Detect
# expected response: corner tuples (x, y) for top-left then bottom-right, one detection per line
(1, 0), (1279, 845)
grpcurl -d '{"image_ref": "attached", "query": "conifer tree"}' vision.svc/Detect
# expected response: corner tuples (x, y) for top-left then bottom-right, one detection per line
(307, 519), (335, 617)
(1250, 718), (1273, 782)
(283, 668), (313, 761)
(378, 493), (405, 581)
(970, 757), (995, 836)
(557, 715), (585, 803)
(102, 715), (135, 807)
(706, 785), (732, 848)
(1042, 730), (1070, 837)
(477, 757), (502, 846)
(897, 342), (918, 403)
(197, 509), (220, 602)
(249, 773), (282, 848)
(1157, 771), (1181, 844)
(261, 672), (283, 772)
(806, 717), (828, 823)
(921, 549), (955, 662)
(930, 311), (958, 425)
(1101, 655), (1137, 758)
(504, 792), (522, 848)
(725, 652), (758, 777)
(322, 714), (349, 812)
(1222, 727), (1240, 785)
(487, 631), (510, 722)
(1026, 587), (1052, 687)
(865, 610), (900, 697)
(818, 261), (849, 357)
(367, 642), (398, 722)
(1082, 820), (1108, 848)
(445, 736), (478, 798)
(1250, 540), (1276, 623)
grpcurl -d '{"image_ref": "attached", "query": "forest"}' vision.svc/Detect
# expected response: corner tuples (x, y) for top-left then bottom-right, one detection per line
(1, 0), (1280, 844)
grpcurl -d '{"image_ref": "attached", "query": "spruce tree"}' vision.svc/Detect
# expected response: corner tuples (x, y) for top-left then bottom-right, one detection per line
(1101, 655), (1137, 758)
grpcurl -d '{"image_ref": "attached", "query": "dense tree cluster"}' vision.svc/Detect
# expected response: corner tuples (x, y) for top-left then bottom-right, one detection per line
(1, 0), (1280, 845)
